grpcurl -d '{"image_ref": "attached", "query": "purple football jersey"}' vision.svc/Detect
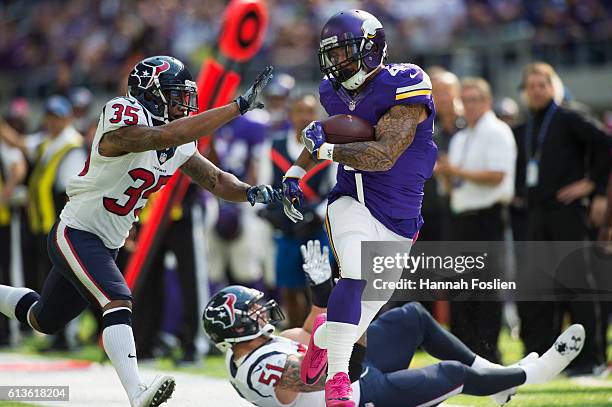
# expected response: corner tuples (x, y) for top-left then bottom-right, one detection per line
(321, 63), (437, 238)
(213, 111), (269, 180)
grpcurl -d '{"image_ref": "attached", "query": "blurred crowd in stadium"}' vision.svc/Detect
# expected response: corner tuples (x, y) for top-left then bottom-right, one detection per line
(0, 0), (611, 376)
(2, 0), (612, 96)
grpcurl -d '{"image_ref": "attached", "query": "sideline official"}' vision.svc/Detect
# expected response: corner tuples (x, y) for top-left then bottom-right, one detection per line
(513, 63), (611, 374)
(438, 77), (517, 363)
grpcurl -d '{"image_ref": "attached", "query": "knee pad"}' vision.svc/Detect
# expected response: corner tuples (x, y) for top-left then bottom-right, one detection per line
(404, 301), (428, 317)
(102, 307), (132, 329)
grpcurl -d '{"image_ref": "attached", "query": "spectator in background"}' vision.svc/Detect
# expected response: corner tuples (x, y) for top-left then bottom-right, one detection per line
(69, 87), (94, 135)
(260, 73), (296, 293)
(258, 94), (336, 328)
(0, 122), (27, 347)
(437, 77), (517, 363)
(3, 99), (31, 136)
(132, 184), (209, 364)
(206, 110), (269, 292)
(513, 62), (611, 375)
(421, 68), (465, 242)
(0, 96), (85, 295)
(0, 96), (85, 350)
(495, 97), (520, 127)
(263, 73), (295, 136)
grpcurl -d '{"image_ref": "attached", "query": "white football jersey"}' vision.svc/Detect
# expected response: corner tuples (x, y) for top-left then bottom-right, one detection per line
(226, 336), (360, 407)
(60, 96), (196, 249)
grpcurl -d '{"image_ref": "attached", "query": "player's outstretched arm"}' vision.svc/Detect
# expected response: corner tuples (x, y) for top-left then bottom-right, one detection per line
(101, 66), (273, 155)
(103, 103), (241, 154)
(303, 104), (426, 171)
(181, 152), (281, 205)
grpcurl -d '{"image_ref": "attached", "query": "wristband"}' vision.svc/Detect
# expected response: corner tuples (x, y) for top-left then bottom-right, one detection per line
(285, 165), (307, 179)
(310, 277), (333, 308)
(317, 142), (335, 161)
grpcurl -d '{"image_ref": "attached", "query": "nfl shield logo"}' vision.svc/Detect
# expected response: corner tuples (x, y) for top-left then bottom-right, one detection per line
(159, 152), (167, 163)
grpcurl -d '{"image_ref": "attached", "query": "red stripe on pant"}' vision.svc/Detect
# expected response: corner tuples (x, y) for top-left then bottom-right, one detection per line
(56, 224), (110, 304)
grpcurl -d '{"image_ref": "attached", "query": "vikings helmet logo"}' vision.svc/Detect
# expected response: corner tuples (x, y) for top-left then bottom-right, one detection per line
(131, 60), (171, 90)
(204, 293), (237, 329)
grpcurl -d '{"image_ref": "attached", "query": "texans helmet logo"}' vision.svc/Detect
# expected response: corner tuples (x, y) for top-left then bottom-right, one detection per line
(131, 60), (171, 90)
(205, 293), (237, 329)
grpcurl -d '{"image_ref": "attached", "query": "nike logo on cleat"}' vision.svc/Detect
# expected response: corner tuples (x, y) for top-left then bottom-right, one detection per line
(128, 354), (136, 358)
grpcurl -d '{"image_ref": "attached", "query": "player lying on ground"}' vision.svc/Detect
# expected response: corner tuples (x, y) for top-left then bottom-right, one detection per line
(0, 56), (280, 407)
(203, 240), (586, 407)
(281, 10), (437, 405)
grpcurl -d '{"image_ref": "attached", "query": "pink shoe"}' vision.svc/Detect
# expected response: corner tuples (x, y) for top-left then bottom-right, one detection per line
(301, 313), (328, 385)
(325, 372), (354, 406)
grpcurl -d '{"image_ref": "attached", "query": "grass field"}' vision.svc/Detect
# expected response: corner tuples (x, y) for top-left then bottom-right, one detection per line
(1, 310), (611, 406)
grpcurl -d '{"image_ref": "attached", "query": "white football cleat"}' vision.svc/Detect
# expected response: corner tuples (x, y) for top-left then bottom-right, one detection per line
(522, 324), (586, 385)
(490, 352), (539, 405)
(130, 375), (175, 407)
(540, 324), (585, 378)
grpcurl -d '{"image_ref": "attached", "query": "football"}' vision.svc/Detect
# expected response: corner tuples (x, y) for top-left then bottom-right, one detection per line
(321, 114), (375, 144)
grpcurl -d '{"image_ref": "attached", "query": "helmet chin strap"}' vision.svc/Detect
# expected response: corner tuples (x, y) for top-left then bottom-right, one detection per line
(341, 63), (380, 90)
(217, 323), (275, 351)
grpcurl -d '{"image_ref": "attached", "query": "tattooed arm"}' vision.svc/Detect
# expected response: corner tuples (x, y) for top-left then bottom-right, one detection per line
(332, 104), (426, 171)
(277, 354), (327, 394)
(100, 103), (241, 156)
(180, 152), (251, 202)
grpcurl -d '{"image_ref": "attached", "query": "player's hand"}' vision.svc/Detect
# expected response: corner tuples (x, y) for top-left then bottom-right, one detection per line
(235, 66), (274, 114)
(246, 185), (282, 206)
(302, 121), (328, 160)
(301, 239), (331, 285)
(282, 176), (304, 223)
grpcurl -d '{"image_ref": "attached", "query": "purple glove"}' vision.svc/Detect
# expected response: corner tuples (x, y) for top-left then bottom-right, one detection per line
(302, 121), (330, 160)
(282, 176), (304, 223)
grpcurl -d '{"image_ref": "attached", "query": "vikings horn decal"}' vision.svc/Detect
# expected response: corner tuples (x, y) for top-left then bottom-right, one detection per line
(205, 293), (238, 329)
(131, 60), (171, 90)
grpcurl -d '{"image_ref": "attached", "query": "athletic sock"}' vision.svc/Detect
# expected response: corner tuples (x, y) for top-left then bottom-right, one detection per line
(0, 285), (38, 322)
(102, 309), (143, 400)
(326, 321), (358, 380)
(313, 322), (328, 349)
(521, 361), (549, 385)
(325, 278), (365, 381)
(355, 300), (386, 340)
(471, 355), (503, 371)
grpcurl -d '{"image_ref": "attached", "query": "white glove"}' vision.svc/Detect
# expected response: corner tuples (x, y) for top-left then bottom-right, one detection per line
(300, 240), (331, 285)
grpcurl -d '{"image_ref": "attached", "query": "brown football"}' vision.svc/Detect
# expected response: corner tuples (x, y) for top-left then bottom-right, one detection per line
(321, 114), (375, 144)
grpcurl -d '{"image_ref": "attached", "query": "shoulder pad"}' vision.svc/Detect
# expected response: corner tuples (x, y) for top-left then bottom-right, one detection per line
(383, 64), (433, 103)
(102, 96), (150, 133)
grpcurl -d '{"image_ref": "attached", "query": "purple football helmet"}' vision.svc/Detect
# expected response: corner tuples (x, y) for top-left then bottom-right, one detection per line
(318, 10), (387, 90)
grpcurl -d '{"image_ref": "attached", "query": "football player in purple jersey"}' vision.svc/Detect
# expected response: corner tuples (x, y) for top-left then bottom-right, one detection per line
(281, 10), (438, 405)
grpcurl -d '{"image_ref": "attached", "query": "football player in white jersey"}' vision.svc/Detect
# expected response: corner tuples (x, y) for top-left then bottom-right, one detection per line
(0, 56), (281, 407)
(204, 240), (586, 407)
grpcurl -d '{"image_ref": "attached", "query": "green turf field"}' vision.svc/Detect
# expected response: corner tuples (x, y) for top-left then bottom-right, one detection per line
(2, 310), (611, 406)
